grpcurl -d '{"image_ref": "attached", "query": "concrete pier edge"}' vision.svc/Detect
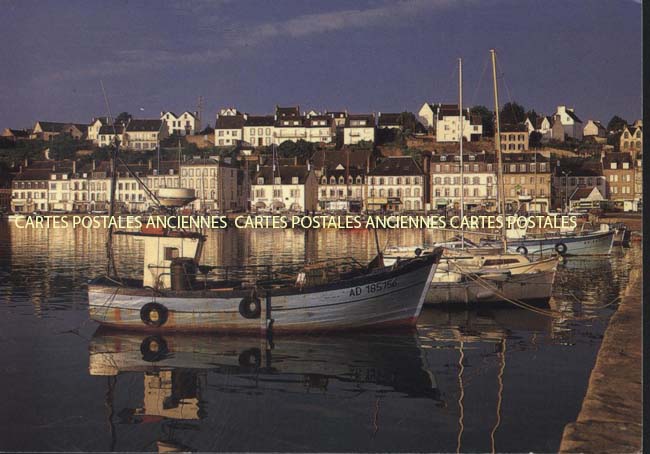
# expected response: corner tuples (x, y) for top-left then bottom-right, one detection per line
(559, 266), (642, 453)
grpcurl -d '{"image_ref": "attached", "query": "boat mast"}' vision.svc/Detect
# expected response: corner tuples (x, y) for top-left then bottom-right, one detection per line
(458, 57), (465, 249)
(177, 139), (182, 189)
(101, 80), (119, 277)
(490, 49), (507, 252)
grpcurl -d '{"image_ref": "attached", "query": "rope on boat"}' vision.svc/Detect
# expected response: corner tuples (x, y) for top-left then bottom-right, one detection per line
(447, 261), (620, 320)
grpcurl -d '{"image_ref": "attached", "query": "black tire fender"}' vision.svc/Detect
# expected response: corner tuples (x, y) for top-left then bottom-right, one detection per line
(140, 335), (169, 362)
(140, 302), (168, 327)
(238, 347), (261, 368)
(555, 242), (568, 255)
(516, 246), (528, 255)
(239, 294), (262, 319)
(414, 247), (423, 257)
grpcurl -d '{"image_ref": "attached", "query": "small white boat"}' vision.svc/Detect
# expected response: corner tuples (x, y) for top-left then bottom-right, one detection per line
(482, 225), (615, 256)
(383, 236), (500, 267)
(425, 254), (559, 306)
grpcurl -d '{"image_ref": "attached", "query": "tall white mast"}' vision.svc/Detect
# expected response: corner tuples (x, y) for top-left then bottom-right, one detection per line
(458, 58), (464, 248)
(490, 49), (507, 252)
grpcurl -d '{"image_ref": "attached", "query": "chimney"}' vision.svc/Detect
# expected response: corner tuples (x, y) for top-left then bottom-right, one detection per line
(256, 163), (260, 172)
(72, 160), (76, 174)
(307, 161), (311, 171)
(92, 160), (96, 171)
(24, 157), (28, 167)
(148, 159), (152, 170)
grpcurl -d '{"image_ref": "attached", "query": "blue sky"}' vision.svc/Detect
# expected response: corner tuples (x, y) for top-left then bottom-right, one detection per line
(0, 0), (642, 129)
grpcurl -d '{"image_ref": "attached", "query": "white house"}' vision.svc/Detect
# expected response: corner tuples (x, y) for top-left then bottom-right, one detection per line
(583, 120), (607, 138)
(305, 114), (335, 144)
(97, 124), (125, 148)
(417, 103), (436, 129)
(343, 114), (375, 145)
(180, 158), (244, 212)
(429, 153), (498, 211)
(243, 116), (274, 147)
(552, 106), (583, 140)
(123, 119), (167, 151)
(569, 187), (606, 211)
(366, 156), (424, 212)
(524, 115), (553, 140)
(251, 164), (317, 212)
(433, 104), (482, 142)
(87, 117), (110, 144)
(215, 113), (246, 147)
(273, 106), (307, 145)
(161, 111), (200, 136)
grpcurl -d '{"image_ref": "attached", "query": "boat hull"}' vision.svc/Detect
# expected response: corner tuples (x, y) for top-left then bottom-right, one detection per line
(88, 251), (441, 332)
(503, 229), (615, 256)
(426, 269), (556, 306)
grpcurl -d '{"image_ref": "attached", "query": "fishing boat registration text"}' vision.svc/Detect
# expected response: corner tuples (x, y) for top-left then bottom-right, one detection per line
(349, 279), (398, 296)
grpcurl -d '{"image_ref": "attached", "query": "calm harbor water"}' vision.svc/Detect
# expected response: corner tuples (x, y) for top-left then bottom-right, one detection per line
(0, 221), (640, 452)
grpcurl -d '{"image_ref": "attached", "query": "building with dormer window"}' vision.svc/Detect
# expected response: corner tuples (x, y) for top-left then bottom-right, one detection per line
(250, 163), (317, 212)
(343, 114), (375, 145)
(161, 111), (200, 136)
(366, 156), (423, 212)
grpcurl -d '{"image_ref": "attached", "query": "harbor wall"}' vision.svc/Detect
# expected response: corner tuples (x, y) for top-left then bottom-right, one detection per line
(559, 266), (642, 453)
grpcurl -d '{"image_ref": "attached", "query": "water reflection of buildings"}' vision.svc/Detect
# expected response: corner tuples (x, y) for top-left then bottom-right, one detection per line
(89, 328), (441, 451)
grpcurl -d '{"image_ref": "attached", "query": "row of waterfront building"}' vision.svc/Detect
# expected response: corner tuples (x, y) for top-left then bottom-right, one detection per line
(4, 103), (641, 154)
(5, 146), (642, 215)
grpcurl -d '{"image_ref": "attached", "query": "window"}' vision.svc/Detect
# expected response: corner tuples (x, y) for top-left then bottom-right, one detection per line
(164, 247), (179, 260)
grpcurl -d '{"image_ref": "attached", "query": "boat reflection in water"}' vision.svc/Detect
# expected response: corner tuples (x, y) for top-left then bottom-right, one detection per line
(89, 328), (441, 452)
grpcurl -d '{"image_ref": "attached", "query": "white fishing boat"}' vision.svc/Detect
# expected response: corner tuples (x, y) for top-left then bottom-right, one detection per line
(482, 223), (615, 256)
(88, 229), (442, 332)
(383, 236), (501, 267)
(425, 254), (558, 306)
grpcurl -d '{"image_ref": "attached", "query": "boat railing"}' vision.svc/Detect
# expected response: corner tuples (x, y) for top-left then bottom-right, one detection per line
(149, 256), (369, 289)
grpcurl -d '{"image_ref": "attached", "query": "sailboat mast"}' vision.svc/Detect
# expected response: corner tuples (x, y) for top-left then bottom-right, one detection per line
(458, 58), (464, 248)
(490, 49), (507, 251)
(177, 139), (182, 189)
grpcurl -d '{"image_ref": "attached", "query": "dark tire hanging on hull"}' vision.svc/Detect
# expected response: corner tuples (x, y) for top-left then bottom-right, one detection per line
(140, 335), (169, 362)
(238, 347), (261, 369)
(140, 302), (169, 327)
(516, 246), (528, 255)
(239, 294), (261, 319)
(554, 242), (568, 255)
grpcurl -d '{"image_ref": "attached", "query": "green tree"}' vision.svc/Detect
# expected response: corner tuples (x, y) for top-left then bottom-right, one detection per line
(398, 112), (421, 133)
(277, 140), (314, 159)
(48, 135), (80, 161)
(607, 115), (627, 133)
(499, 102), (526, 125)
(115, 112), (132, 125)
(470, 105), (494, 137)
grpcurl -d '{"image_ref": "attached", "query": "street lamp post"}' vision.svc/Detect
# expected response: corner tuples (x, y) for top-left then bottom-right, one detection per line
(562, 170), (572, 213)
